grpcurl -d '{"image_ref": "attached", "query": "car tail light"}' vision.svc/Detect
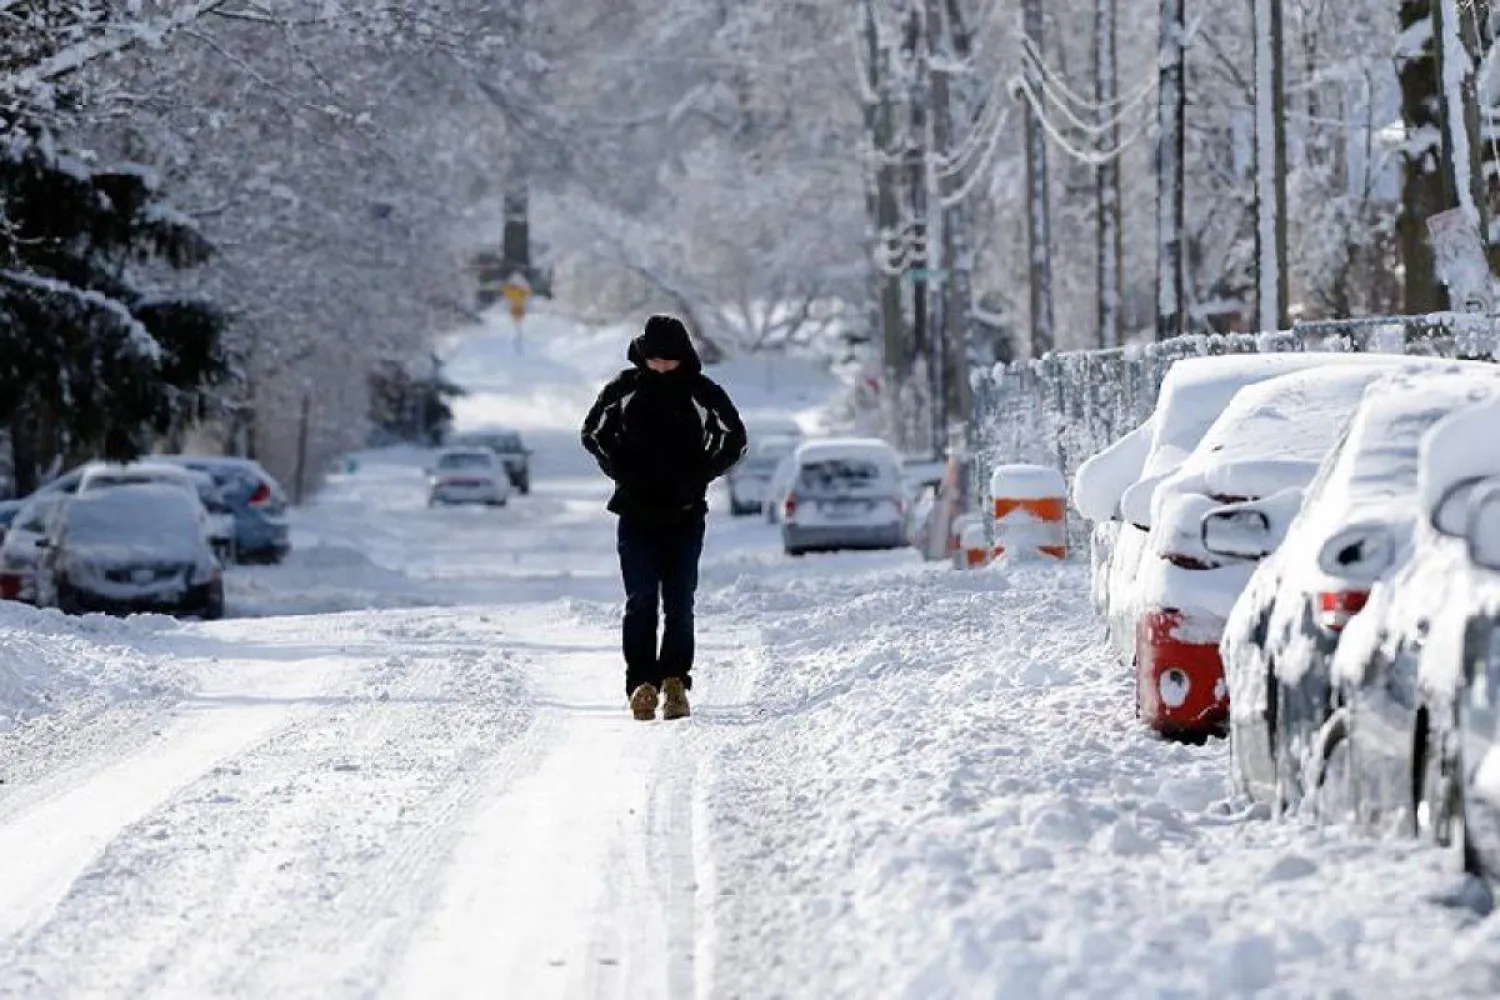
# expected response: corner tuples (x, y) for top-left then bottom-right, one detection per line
(248, 481), (273, 507)
(1164, 552), (1219, 570)
(784, 494), (799, 520)
(1317, 589), (1370, 632)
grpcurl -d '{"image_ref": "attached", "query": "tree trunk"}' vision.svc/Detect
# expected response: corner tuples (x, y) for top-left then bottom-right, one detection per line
(1253, 0), (1289, 332)
(1094, 0), (1122, 347)
(1436, 0), (1492, 257)
(905, 1), (933, 448)
(859, 0), (909, 390)
(1398, 0), (1448, 313)
(1155, 0), (1187, 340)
(931, 0), (977, 447)
(1022, 0), (1055, 355)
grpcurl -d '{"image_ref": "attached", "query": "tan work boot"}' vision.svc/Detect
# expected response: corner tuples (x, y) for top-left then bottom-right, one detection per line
(662, 677), (691, 720)
(629, 683), (659, 721)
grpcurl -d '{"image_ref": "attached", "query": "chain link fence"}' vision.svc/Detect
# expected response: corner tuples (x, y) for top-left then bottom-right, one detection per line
(969, 312), (1500, 548)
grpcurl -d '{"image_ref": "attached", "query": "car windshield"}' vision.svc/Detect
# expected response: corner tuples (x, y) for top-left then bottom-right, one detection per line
(797, 458), (887, 495)
(89, 472), (184, 491)
(438, 452), (491, 471)
(66, 493), (199, 546)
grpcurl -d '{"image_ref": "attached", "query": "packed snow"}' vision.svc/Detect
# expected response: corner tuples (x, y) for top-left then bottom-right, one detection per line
(1, 309), (1499, 997)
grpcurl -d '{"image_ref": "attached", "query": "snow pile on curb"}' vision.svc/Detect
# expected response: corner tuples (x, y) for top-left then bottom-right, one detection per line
(699, 559), (1491, 998)
(0, 603), (187, 730)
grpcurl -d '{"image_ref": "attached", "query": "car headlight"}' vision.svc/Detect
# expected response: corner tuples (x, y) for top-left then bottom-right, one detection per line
(1159, 668), (1191, 709)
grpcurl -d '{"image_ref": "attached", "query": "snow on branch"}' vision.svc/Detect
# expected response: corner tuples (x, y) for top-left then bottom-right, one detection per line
(0, 269), (163, 364)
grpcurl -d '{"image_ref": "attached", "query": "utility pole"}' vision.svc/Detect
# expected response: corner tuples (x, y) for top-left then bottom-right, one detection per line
(1253, 0), (1289, 333)
(1022, 0), (1055, 356)
(1155, 0), (1187, 340)
(905, 1), (933, 446)
(1095, 0), (1123, 347)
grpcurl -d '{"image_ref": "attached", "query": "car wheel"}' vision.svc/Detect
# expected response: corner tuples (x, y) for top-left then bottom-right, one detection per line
(56, 580), (81, 616)
(1413, 712), (1481, 873)
(519, 478), (530, 495)
(202, 593), (226, 621)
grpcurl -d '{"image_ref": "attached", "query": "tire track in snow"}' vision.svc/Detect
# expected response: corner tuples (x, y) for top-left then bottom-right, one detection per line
(0, 618), (530, 998)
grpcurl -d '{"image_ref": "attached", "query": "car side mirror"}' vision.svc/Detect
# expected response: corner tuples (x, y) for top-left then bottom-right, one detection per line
(1201, 507), (1273, 560)
(34, 538), (50, 550)
(1433, 477), (1484, 537)
(1316, 523), (1395, 581)
(1467, 483), (1500, 570)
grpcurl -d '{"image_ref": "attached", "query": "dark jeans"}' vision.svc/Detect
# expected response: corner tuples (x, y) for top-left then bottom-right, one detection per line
(617, 514), (705, 695)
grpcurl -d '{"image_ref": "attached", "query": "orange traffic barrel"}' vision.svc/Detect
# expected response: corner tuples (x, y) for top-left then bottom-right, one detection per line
(951, 515), (991, 569)
(991, 464), (1067, 560)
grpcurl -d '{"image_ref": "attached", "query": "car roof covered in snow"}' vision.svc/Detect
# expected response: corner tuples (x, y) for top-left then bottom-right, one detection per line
(1138, 352), (1397, 483)
(1304, 365), (1500, 531)
(80, 461), (197, 487)
(794, 437), (900, 466)
(1418, 395), (1500, 518)
(744, 413), (805, 438)
(1160, 363), (1421, 504)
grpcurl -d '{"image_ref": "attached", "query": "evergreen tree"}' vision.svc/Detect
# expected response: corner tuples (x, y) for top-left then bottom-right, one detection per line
(0, 126), (228, 492)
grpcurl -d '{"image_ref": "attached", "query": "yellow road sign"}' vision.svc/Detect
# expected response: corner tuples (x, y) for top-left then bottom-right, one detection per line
(502, 280), (532, 321)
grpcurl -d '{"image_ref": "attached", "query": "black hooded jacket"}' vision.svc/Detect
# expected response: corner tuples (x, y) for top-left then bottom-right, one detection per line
(580, 316), (747, 522)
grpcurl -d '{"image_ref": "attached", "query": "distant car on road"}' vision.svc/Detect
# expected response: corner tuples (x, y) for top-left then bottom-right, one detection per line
(727, 435), (801, 516)
(780, 438), (908, 556)
(35, 484), (224, 619)
(154, 456), (292, 565)
(0, 492), (67, 603)
(428, 448), (512, 507)
(450, 428), (532, 494)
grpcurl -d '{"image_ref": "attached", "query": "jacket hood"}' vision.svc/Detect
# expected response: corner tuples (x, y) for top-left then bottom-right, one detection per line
(628, 314), (702, 374)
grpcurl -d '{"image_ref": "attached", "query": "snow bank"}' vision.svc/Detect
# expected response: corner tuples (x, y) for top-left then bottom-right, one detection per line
(696, 559), (1481, 999)
(0, 602), (187, 731)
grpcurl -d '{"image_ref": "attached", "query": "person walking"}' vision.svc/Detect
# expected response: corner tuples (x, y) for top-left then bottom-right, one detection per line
(580, 314), (747, 721)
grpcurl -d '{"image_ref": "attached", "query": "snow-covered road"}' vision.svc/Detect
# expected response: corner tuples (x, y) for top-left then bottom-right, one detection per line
(1, 311), (1499, 998)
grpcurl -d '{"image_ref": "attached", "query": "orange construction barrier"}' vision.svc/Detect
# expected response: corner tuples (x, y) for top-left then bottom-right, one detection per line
(990, 464), (1068, 560)
(952, 515), (991, 569)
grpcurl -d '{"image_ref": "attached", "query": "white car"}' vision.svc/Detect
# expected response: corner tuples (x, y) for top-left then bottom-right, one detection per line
(427, 448), (511, 507)
(780, 438), (908, 556)
(0, 492), (67, 603)
(1130, 364), (1410, 741)
(77, 461), (231, 562)
(1215, 366), (1500, 809)
(1073, 352), (1397, 667)
(1315, 396), (1500, 837)
(35, 484), (224, 618)
(727, 434), (801, 516)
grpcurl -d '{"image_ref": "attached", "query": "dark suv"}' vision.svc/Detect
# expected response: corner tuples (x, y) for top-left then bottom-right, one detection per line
(451, 428), (532, 494)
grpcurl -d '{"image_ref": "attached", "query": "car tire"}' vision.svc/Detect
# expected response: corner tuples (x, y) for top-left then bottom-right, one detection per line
(1414, 711), (1482, 874)
(56, 580), (82, 616)
(518, 477), (530, 495)
(202, 593), (226, 621)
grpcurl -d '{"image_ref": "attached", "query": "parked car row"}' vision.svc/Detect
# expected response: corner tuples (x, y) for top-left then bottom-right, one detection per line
(1074, 353), (1500, 879)
(0, 455), (292, 618)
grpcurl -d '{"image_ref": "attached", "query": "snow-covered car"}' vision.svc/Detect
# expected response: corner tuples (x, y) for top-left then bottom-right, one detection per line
(427, 447), (511, 507)
(764, 452), (799, 524)
(727, 434), (801, 516)
(1415, 474), (1500, 878)
(1131, 364), (1407, 741)
(780, 438), (907, 556)
(0, 492), (67, 603)
(1316, 397), (1500, 838)
(450, 428), (532, 494)
(35, 484), (225, 618)
(77, 461), (231, 561)
(155, 455), (291, 564)
(1075, 353), (1395, 668)
(1217, 367), (1500, 809)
